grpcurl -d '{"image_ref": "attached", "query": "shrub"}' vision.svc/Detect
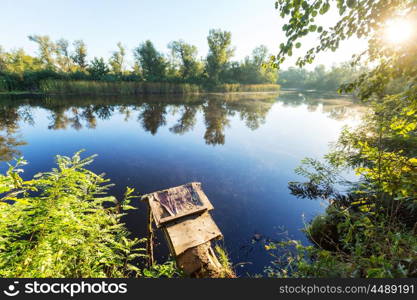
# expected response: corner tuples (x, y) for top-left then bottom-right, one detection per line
(0, 151), (177, 278)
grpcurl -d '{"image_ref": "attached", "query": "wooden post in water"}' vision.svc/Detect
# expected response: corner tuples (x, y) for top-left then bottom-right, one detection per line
(142, 182), (233, 278)
(146, 202), (155, 267)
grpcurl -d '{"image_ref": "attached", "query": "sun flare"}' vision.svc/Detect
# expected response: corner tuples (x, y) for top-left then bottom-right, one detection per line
(384, 18), (413, 44)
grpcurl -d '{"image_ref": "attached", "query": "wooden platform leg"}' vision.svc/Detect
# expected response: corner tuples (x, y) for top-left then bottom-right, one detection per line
(176, 241), (228, 278)
(147, 202), (155, 267)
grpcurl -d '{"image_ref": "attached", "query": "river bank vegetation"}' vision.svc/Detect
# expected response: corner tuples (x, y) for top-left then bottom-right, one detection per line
(265, 0), (417, 278)
(0, 30), (279, 95)
(0, 151), (182, 277)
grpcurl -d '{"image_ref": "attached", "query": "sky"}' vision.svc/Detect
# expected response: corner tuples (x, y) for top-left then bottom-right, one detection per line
(0, 0), (366, 69)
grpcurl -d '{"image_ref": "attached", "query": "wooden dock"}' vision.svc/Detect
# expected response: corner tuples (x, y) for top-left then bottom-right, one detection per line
(142, 182), (232, 277)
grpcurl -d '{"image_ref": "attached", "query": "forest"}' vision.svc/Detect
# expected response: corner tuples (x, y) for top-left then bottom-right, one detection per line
(278, 63), (365, 92)
(0, 29), (279, 94)
(0, 29), (362, 95)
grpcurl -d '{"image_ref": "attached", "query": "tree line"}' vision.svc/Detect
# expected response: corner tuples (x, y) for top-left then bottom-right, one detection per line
(278, 63), (366, 92)
(0, 29), (278, 92)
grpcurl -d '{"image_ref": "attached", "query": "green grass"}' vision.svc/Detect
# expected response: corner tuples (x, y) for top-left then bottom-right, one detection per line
(214, 244), (236, 278)
(39, 80), (202, 95)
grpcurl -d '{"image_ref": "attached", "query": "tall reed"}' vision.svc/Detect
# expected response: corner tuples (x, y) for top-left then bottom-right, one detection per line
(39, 80), (280, 95)
(40, 80), (202, 95)
(208, 84), (280, 93)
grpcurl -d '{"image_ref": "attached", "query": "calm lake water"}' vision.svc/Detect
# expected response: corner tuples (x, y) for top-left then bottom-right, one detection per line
(0, 91), (364, 276)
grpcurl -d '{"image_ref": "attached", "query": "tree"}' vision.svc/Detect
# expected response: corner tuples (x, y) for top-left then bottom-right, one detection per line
(206, 29), (234, 84)
(226, 45), (277, 84)
(109, 42), (126, 74)
(278, 63), (361, 91)
(133, 40), (167, 82)
(278, 67), (308, 88)
(28, 35), (56, 69)
(71, 40), (88, 71)
(0, 46), (6, 72)
(55, 38), (72, 72)
(168, 40), (202, 81)
(251, 45), (277, 83)
(87, 57), (109, 79)
(252, 45), (268, 67)
(9, 49), (42, 73)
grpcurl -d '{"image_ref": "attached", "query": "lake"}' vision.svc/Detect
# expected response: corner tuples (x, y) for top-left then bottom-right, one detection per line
(0, 91), (365, 276)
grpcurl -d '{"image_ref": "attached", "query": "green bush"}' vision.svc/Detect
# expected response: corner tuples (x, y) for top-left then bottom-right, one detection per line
(0, 151), (179, 278)
(266, 203), (417, 278)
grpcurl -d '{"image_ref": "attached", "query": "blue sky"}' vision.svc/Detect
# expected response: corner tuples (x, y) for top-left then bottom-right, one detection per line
(0, 0), (362, 69)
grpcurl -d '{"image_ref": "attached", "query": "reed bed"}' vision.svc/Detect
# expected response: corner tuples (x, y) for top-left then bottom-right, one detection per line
(0, 77), (8, 92)
(40, 80), (202, 95)
(39, 80), (280, 95)
(209, 84), (280, 93)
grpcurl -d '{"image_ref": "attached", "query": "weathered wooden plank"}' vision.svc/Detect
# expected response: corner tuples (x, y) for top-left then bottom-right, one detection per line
(164, 212), (222, 256)
(142, 182), (213, 228)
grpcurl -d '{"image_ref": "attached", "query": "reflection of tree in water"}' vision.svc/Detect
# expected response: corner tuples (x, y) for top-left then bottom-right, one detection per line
(69, 108), (82, 131)
(48, 105), (115, 130)
(138, 103), (167, 135)
(169, 106), (197, 135)
(92, 105), (115, 120)
(119, 105), (133, 122)
(226, 100), (273, 130)
(0, 94), (279, 148)
(321, 105), (357, 121)
(203, 100), (230, 145)
(81, 106), (97, 129)
(48, 108), (69, 130)
(278, 91), (363, 120)
(0, 104), (27, 162)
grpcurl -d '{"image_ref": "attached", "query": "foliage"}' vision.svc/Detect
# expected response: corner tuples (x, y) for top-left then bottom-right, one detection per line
(225, 46), (278, 84)
(265, 209), (417, 278)
(55, 38), (72, 72)
(87, 57), (110, 80)
(0, 151), (181, 278)
(168, 40), (203, 82)
(266, 0), (417, 278)
(71, 40), (88, 71)
(1, 30), (280, 93)
(0, 152), (141, 277)
(134, 40), (167, 82)
(214, 245), (236, 278)
(279, 63), (365, 92)
(109, 42), (126, 75)
(205, 29), (235, 85)
(28, 35), (56, 70)
(141, 260), (184, 278)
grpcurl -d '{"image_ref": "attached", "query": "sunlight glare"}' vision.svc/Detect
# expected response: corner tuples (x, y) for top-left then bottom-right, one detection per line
(384, 18), (413, 44)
